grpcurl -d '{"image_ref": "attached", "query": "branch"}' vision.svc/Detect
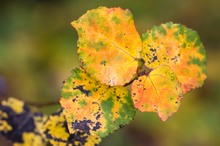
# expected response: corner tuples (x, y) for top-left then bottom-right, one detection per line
(26, 100), (60, 108)
(0, 97), (60, 108)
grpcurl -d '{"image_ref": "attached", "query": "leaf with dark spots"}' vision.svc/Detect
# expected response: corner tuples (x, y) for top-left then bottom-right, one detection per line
(131, 65), (183, 121)
(142, 22), (206, 94)
(72, 6), (142, 86)
(60, 68), (136, 138)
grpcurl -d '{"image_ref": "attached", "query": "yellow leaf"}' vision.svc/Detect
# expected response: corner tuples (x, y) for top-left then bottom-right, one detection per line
(14, 133), (44, 146)
(72, 7), (142, 86)
(1, 97), (24, 114)
(131, 65), (183, 121)
(142, 22), (206, 93)
(60, 68), (136, 137)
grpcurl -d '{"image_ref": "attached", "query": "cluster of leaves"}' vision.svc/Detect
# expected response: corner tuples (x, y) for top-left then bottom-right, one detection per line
(0, 6), (206, 146)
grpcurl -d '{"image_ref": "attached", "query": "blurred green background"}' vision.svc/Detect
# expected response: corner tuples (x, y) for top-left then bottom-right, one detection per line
(0, 0), (220, 146)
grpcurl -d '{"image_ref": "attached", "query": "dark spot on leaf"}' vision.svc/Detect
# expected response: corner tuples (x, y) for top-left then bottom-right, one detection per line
(95, 114), (101, 120)
(93, 122), (101, 131)
(73, 85), (91, 96)
(150, 48), (156, 52)
(68, 131), (88, 145)
(152, 56), (158, 62)
(100, 60), (107, 66)
(171, 56), (179, 63)
(119, 125), (125, 129)
(72, 120), (93, 135)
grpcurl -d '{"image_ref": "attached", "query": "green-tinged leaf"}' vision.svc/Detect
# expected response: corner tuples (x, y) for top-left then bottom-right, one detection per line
(142, 22), (206, 93)
(43, 110), (101, 146)
(0, 97), (48, 146)
(60, 68), (136, 137)
(72, 7), (142, 86)
(131, 66), (183, 121)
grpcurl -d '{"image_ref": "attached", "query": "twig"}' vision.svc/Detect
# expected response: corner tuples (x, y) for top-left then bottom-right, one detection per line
(26, 100), (60, 108)
(0, 97), (60, 108)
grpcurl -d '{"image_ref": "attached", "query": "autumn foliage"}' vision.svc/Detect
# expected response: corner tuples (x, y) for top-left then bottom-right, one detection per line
(0, 7), (206, 146)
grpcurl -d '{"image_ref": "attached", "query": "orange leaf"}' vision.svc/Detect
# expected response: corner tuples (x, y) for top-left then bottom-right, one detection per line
(131, 65), (183, 121)
(72, 7), (142, 86)
(142, 22), (206, 93)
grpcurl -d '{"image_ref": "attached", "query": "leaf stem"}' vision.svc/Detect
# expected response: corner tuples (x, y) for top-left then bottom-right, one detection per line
(124, 60), (152, 87)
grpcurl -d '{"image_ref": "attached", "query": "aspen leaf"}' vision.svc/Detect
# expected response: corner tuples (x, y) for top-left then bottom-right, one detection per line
(131, 66), (183, 121)
(72, 7), (142, 86)
(0, 98), (47, 145)
(142, 22), (206, 94)
(43, 110), (101, 146)
(60, 68), (136, 137)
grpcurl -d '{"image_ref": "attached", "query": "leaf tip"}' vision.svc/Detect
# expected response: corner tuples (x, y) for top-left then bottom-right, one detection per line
(71, 21), (77, 28)
(160, 116), (168, 122)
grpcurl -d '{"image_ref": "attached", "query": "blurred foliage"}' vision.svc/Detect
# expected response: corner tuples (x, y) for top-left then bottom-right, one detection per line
(0, 0), (220, 146)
